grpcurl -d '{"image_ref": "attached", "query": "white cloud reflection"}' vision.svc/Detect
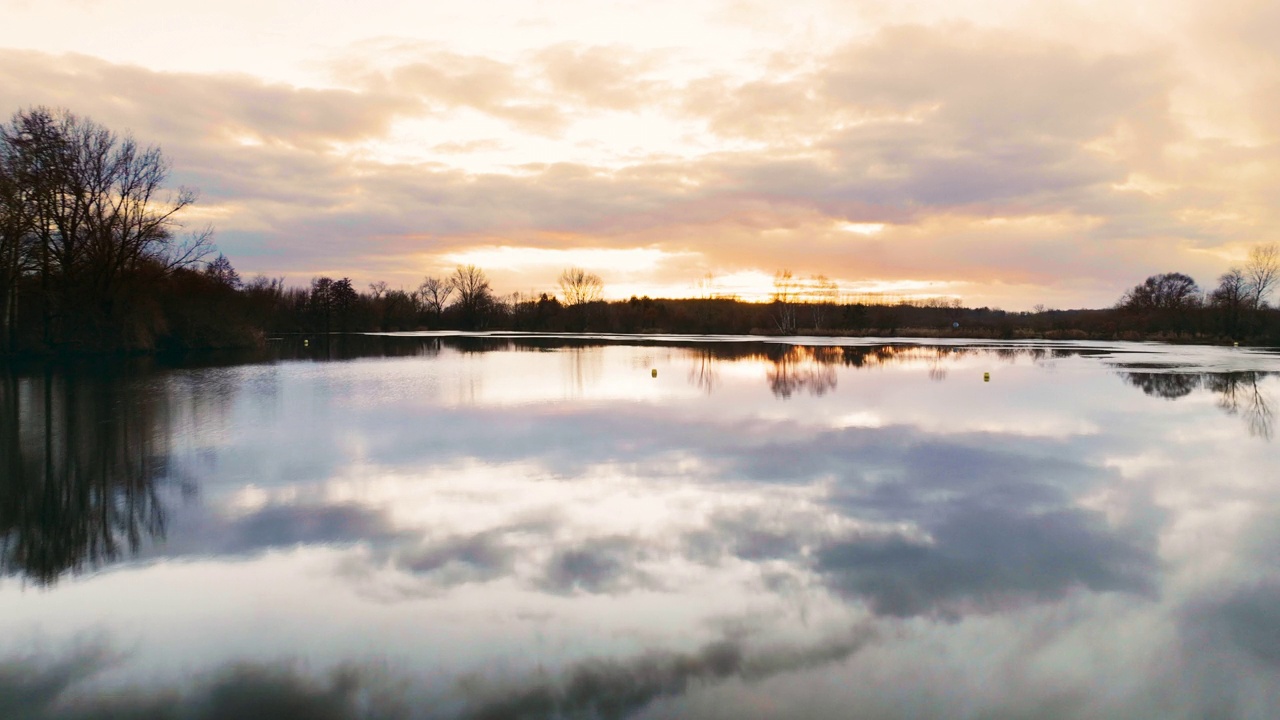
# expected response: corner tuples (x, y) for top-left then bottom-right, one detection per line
(2, 338), (1279, 717)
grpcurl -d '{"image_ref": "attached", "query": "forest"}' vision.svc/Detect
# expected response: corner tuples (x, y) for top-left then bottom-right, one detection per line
(3, 106), (1280, 356)
(0, 107), (250, 353)
(228, 260), (1280, 344)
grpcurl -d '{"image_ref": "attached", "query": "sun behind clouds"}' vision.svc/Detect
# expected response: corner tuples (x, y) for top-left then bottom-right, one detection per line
(2, 0), (1278, 309)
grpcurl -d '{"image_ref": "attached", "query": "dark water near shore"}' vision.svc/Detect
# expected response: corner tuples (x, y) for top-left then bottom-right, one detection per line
(3, 334), (1279, 719)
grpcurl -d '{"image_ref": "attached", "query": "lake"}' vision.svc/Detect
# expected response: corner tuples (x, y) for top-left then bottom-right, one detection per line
(2, 334), (1279, 719)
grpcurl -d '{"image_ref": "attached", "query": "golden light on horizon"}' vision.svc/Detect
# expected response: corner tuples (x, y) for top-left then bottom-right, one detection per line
(4, 0), (1277, 310)
(838, 222), (886, 235)
(439, 246), (693, 276)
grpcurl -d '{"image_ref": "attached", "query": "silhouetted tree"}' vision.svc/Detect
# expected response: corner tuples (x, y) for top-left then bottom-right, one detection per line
(1119, 272), (1202, 312)
(332, 277), (357, 330)
(771, 269), (800, 333)
(1211, 268), (1249, 337)
(241, 274), (286, 331)
(418, 275), (453, 324)
(380, 288), (417, 330)
(0, 137), (29, 352)
(807, 274), (839, 330)
(1117, 272), (1202, 336)
(558, 267), (603, 306)
(449, 264), (493, 329)
(309, 276), (335, 333)
(0, 106), (213, 351)
(1245, 243), (1280, 311)
(558, 267), (603, 331)
(204, 254), (241, 289)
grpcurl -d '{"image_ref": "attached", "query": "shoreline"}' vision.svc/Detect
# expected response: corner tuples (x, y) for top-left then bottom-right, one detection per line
(2, 327), (1265, 364)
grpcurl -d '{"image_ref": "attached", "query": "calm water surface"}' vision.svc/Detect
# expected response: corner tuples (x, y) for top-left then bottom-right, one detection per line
(2, 335), (1279, 719)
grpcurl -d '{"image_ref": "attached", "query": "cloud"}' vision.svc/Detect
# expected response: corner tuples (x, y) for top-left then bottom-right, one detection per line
(539, 536), (653, 594)
(0, 647), (400, 720)
(683, 508), (810, 563)
(1204, 583), (1280, 666)
(0, 627), (875, 720)
(329, 42), (670, 134)
(108, 501), (413, 572)
(374, 519), (561, 591)
(395, 531), (518, 580)
(216, 503), (405, 553)
(364, 53), (568, 136)
(534, 44), (665, 111)
(456, 627), (875, 720)
(0, 643), (121, 720)
(2, 20), (1251, 308)
(4, 4), (1280, 306)
(0, 50), (421, 150)
(814, 505), (1157, 618)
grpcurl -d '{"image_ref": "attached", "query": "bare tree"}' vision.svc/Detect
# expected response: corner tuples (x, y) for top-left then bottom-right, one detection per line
(5, 108), (71, 342)
(13, 108), (208, 286)
(1244, 243), (1279, 310)
(0, 138), (31, 352)
(557, 267), (604, 306)
(328, 277), (357, 330)
(0, 106), (211, 344)
(86, 130), (211, 280)
(771, 269), (800, 333)
(807, 274), (839, 330)
(1117, 272), (1203, 336)
(310, 277), (335, 334)
(418, 275), (454, 320)
(695, 271), (717, 299)
(203, 254), (241, 288)
(1118, 272), (1202, 311)
(1210, 267), (1249, 336)
(449, 264), (493, 328)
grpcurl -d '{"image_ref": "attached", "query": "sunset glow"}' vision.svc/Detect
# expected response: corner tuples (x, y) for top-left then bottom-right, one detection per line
(4, 0), (1279, 308)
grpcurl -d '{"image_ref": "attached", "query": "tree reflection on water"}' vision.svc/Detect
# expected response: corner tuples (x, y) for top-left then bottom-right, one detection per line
(1208, 372), (1275, 440)
(0, 368), (179, 585)
(764, 346), (839, 399)
(1123, 370), (1275, 440)
(1, 337), (1278, 718)
(2, 339), (1273, 588)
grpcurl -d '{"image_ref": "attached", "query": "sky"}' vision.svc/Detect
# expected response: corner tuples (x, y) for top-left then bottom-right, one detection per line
(1, 0), (1278, 309)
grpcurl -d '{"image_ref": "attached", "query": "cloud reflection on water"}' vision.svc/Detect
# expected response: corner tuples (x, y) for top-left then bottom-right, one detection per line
(2, 337), (1280, 718)
(0, 643), (396, 720)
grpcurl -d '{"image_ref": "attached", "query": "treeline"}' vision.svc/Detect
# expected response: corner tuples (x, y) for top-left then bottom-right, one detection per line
(4, 106), (1280, 355)
(238, 263), (978, 336)
(1109, 248), (1280, 340)
(232, 260), (1280, 344)
(212, 237), (1280, 345)
(0, 107), (253, 354)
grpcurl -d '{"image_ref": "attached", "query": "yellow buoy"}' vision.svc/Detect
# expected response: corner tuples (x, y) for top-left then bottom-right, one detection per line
(983, 372), (990, 382)
(651, 368), (658, 378)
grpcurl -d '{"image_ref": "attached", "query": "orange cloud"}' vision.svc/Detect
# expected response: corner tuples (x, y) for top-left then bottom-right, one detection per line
(3, 6), (1279, 309)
